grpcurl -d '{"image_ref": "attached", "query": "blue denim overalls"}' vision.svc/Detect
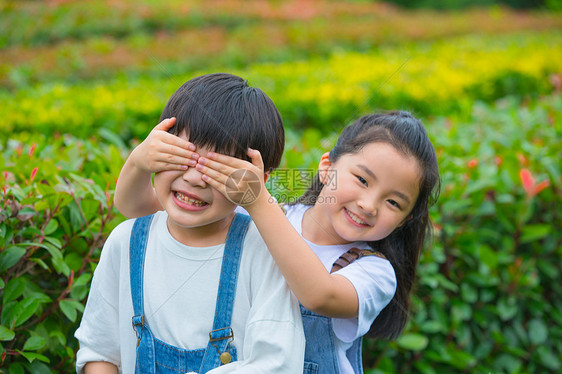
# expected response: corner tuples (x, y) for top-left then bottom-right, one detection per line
(129, 213), (251, 373)
(301, 305), (363, 374)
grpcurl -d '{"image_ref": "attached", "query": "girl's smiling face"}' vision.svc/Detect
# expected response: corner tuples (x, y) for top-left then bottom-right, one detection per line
(305, 142), (421, 245)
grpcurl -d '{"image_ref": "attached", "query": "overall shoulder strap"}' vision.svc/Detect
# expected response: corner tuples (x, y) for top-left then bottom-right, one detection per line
(129, 215), (154, 320)
(129, 214), (156, 374)
(330, 247), (387, 273)
(200, 213), (251, 371)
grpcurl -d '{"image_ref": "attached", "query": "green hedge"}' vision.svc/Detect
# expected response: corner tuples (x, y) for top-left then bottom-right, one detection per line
(1, 91), (560, 373)
(1, 32), (561, 140)
(362, 93), (562, 373)
(0, 134), (125, 373)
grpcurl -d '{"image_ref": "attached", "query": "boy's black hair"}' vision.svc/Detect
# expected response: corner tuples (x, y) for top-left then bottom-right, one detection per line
(160, 73), (284, 171)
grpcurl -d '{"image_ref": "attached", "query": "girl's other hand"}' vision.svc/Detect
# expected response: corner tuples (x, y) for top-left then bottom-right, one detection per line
(196, 148), (269, 210)
(130, 117), (198, 173)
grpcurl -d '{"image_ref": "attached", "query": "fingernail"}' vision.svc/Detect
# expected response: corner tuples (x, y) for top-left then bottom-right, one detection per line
(198, 157), (206, 164)
(191, 153), (199, 160)
(207, 152), (215, 158)
(188, 144), (196, 151)
(180, 165), (188, 170)
(187, 160), (196, 167)
(196, 164), (204, 171)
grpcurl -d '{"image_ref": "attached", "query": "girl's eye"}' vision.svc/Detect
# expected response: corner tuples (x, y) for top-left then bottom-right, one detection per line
(388, 199), (401, 209)
(356, 175), (368, 186)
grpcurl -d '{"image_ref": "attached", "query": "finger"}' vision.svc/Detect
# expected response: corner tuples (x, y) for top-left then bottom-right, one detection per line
(154, 162), (189, 171)
(154, 153), (197, 168)
(158, 131), (196, 152)
(196, 163), (230, 186)
(205, 151), (251, 169)
(247, 148), (265, 172)
(156, 142), (198, 161)
(154, 117), (176, 132)
(196, 156), (237, 177)
(201, 173), (229, 199)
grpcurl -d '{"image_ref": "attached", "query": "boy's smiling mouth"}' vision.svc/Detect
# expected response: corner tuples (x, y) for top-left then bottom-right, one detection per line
(173, 191), (209, 209)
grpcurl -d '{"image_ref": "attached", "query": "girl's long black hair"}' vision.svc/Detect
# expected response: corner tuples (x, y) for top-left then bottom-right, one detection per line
(295, 111), (440, 339)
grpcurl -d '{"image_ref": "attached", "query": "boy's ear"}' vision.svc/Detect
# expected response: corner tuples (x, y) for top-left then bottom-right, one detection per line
(318, 152), (332, 185)
(263, 171), (270, 184)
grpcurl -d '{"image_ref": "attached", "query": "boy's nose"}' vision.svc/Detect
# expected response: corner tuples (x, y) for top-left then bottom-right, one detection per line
(182, 166), (207, 187)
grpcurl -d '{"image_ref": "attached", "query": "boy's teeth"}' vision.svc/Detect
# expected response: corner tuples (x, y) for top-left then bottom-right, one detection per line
(347, 210), (367, 225)
(175, 192), (207, 206)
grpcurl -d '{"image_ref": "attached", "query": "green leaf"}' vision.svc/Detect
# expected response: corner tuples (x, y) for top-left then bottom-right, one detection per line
(1, 301), (17, 327)
(30, 258), (49, 271)
(0, 325), (15, 341)
(64, 252), (83, 272)
(43, 219), (59, 235)
(396, 333), (428, 351)
(44, 236), (62, 249)
(460, 283), (478, 303)
(73, 273), (92, 287)
(3, 277), (26, 304)
(497, 297), (518, 321)
(26, 360), (52, 374)
(536, 345), (560, 370)
(8, 362), (25, 374)
(34, 200), (49, 212)
(98, 128), (127, 150)
(494, 353), (522, 373)
(23, 336), (46, 351)
(14, 298), (40, 327)
(59, 299), (77, 322)
(528, 319), (548, 345)
(49, 330), (66, 346)
(19, 350), (50, 364)
(520, 224), (552, 244)
(477, 244), (498, 271)
(0, 246), (26, 272)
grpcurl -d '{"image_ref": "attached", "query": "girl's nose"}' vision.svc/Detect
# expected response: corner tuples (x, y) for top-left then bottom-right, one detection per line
(358, 196), (378, 216)
(182, 166), (207, 187)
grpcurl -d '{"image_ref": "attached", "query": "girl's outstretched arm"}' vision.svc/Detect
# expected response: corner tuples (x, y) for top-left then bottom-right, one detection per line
(114, 117), (198, 218)
(83, 361), (118, 374)
(197, 150), (360, 318)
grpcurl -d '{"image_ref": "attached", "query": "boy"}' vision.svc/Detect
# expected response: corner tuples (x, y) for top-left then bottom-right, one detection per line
(75, 73), (305, 373)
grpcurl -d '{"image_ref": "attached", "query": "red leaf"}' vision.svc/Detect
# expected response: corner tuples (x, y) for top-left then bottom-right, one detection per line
(519, 169), (535, 196)
(29, 167), (39, 184)
(533, 180), (550, 196)
(28, 143), (37, 157)
(467, 159), (478, 169)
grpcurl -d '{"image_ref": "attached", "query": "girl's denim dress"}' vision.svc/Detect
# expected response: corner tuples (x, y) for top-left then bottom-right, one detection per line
(129, 213), (250, 373)
(301, 306), (363, 373)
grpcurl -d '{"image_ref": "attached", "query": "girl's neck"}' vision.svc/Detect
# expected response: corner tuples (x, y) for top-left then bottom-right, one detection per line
(302, 204), (351, 246)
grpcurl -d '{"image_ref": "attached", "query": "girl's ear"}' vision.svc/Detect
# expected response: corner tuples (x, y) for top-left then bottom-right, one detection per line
(263, 171), (270, 184)
(318, 152), (332, 184)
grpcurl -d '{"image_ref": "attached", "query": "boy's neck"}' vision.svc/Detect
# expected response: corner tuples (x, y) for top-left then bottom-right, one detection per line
(165, 213), (235, 247)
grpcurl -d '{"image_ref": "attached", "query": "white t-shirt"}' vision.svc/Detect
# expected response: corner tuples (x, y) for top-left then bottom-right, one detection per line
(75, 211), (305, 373)
(284, 204), (397, 374)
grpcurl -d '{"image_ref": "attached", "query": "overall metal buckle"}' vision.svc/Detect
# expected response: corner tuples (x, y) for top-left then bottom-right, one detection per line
(132, 315), (145, 347)
(209, 327), (234, 364)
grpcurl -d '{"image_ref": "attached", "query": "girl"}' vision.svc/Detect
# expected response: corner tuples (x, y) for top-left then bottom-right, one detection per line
(115, 111), (440, 373)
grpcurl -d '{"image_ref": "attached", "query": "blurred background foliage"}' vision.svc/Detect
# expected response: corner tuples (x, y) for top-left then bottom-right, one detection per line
(0, 0), (561, 373)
